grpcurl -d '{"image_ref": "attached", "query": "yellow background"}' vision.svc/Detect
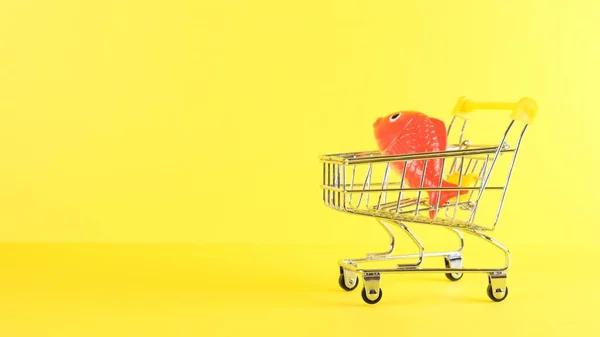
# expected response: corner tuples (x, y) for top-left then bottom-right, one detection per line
(0, 0), (598, 336)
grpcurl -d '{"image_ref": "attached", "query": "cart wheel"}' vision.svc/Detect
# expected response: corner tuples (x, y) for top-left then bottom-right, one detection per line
(487, 271), (508, 302)
(487, 284), (508, 302)
(361, 287), (383, 305)
(338, 266), (359, 291)
(445, 272), (463, 281)
(444, 254), (463, 281)
(338, 274), (358, 291)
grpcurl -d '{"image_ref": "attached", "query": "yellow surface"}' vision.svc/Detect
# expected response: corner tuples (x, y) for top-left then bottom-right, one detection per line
(0, 0), (599, 335)
(0, 242), (597, 336)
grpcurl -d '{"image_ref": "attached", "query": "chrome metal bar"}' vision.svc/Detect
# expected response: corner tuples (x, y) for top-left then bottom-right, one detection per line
(382, 167), (389, 206)
(355, 164), (372, 208)
(432, 156), (446, 222)
(342, 164), (347, 210)
(348, 164), (356, 205)
(414, 160), (428, 216)
(338, 264), (504, 274)
(322, 162), (326, 204)
(446, 116), (457, 136)
(397, 222), (425, 268)
(452, 155), (464, 222)
(468, 154), (490, 203)
(430, 156), (448, 222)
(459, 119), (467, 145)
(380, 198), (420, 211)
(335, 164), (341, 208)
(319, 143), (511, 164)
(493, 125), (528, 227)
(320, 150), (377, 159)
(338, 228), (510, 274)
(394, 205), (444, 216)
(344, 147), (514, 165)
(376, 163), (391, 210)
(365, 164), (373, 208)
(327, 163), (331, 206)
(470, 160), (479, 174)
(335, 207), (490, 231)
(450, 227), (465, 253)
(465, 158), (473, 173)
(463, 228), (510, 270)
(469, 121), (515, 224)
(449, 122), (469, 173)
(321, 186), (504, 193)
(395, 163), (408, 214)
(325, 179), (505, 188)
(365, 219), (396, 258)
(348, 250), (460, 263)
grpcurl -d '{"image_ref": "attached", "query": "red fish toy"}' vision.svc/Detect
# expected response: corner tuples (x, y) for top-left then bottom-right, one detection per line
(373, 111), (468, 219)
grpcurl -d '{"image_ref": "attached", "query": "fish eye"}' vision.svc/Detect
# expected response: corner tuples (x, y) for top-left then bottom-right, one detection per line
(389, 113), (401, 122)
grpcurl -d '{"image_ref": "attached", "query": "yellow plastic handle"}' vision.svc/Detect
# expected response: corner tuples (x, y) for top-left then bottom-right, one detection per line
(451, 96), (538, 125)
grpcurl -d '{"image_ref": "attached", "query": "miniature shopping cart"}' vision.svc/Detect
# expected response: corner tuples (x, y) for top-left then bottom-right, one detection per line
(320, 97), (538, 304)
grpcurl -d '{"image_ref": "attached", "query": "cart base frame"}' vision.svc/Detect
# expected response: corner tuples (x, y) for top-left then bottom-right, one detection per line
(337, 219), (510, 304)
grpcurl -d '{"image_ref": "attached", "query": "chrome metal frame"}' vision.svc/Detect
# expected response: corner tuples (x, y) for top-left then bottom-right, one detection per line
(322, 101), (533, 304)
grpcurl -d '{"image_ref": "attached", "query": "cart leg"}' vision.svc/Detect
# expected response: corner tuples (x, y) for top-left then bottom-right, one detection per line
(366, 219), (396, 258)
(462, 229), (510, 302)
(463, 229), (510, 270)
(444, 228), (464, 281)
(450, 228), (465, 253)
(396, 222), (425, 268)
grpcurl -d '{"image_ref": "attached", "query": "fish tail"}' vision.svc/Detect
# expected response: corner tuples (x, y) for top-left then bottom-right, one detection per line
(428, 181), (469, 219)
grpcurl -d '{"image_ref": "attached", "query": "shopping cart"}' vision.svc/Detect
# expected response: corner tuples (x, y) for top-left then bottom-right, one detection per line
(320, 97), (537, 304)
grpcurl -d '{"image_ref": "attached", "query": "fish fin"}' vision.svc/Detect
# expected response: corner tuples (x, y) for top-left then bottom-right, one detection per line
(427, 180), (469, 219)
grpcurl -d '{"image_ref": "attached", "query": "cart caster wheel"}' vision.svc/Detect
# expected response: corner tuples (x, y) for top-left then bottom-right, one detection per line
(487, 284), (508, 302)
(445, 272), (463, 281)
(361, 287), (383, 305)
(338, 274), (358, 291)
(361, 272), (382, 304)
(444, 254), (463, 281)
(487, 272), (508, 302)
(338, 265), (358, 291)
